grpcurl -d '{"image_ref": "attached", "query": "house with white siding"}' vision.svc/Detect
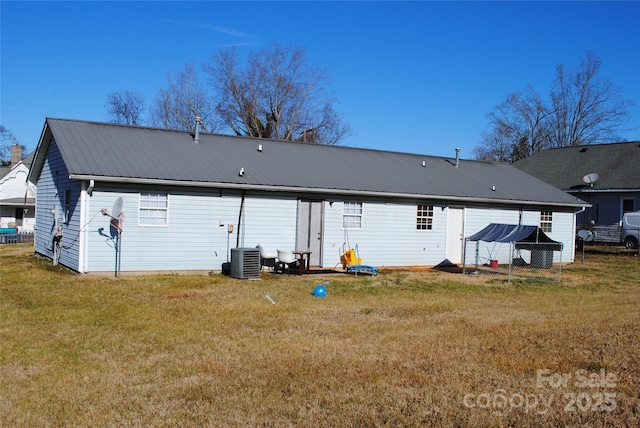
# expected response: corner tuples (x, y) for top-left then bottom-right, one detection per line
(27, 118), (588, 274)
(1, 145), (36, 232)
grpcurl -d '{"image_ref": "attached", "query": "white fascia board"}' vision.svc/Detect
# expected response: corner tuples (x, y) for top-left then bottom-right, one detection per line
(568, 188), (640, 193)
(70, 174), (589, 209)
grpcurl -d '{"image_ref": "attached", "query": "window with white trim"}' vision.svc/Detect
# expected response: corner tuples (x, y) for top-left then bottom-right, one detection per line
(342, 202), (362, 230)
(416, 205), (434, 230)
(540, 211), (553, 233)
(139, 193), (168, 226)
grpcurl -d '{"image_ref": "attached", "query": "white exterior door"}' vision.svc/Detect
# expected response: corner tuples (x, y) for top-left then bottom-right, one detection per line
(446, 207), (464, 264)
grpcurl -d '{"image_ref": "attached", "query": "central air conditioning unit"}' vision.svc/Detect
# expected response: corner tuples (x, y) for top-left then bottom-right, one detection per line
(530, 249), (553, 269)
(230, 248), (260, 279)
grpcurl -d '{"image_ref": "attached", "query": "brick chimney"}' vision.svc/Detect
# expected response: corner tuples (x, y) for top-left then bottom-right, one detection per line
(11, 144), (22, 167)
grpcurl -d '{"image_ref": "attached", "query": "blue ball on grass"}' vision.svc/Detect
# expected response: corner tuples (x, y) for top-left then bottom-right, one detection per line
(313, 285), (327, 298)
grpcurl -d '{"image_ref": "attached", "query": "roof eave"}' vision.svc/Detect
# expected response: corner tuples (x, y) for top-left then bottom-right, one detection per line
(26, 119), (52, 185)
(0, 198), (36, 206)
(70, 174), (589, 208)
(567, 188), (640, 193)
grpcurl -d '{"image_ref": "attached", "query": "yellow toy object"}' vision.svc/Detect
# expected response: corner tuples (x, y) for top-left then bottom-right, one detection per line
(340, 244), (377, 276)
(341, 248), (363, 268)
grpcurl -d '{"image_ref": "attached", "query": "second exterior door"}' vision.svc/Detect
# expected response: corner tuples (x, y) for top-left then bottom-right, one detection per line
(446, 207), (465, 264)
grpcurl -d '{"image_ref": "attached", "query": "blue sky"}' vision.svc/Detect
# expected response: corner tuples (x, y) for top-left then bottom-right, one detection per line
(2, 1), (639, 159)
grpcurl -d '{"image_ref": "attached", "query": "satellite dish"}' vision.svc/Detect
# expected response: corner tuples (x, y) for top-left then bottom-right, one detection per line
(577, 229), (594, 242)
(582, 173), (599, 186)
(112, 197), (123, 218)
(102, 197), (124, 278)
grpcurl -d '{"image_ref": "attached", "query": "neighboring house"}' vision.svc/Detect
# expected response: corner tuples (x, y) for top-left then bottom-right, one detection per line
(513, 142), (640, 243)
(27, 118), (587, 274)
(0, 145), (36, 232)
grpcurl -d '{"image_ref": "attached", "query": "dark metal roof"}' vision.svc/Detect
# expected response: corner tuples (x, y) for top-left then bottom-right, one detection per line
(29, 118), (586, 207)
(513, 141), (640, 191)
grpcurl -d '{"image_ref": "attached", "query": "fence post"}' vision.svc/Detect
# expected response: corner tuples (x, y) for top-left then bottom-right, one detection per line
(559, 243), (563, 283)
(475, 241), (479, 272)
(462, 239), (467, 274)
(508, 241), (513, 283)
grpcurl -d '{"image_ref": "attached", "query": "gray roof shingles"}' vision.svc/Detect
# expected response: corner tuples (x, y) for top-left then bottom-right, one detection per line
(31, 118), (586, 207)
(513, 142), (640, 191)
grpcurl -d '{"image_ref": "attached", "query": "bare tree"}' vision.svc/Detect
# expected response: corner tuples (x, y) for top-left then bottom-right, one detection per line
(548, 51), (632, 147)
(474, 52), (633, 162)
(481, 87), (554, 162)
(205, 44), (351, 145)
(105, 90), (145, 125)
(473, 127), (514, 163)
(150, 64), (217, 132)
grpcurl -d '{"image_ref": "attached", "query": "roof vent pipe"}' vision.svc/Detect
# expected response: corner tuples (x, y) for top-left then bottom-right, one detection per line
(194, 116), (202, 143)
(455, 148), (460, 168)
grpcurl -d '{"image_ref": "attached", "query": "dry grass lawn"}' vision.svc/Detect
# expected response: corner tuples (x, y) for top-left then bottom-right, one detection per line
(1, 243), (639, 427)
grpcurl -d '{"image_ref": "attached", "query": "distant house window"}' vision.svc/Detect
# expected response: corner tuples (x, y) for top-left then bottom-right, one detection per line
(139, 193), (168, 226)
(540, 211), (553, 233)
(622, 198), (635, 214)
(416, 205), (434, 230)
(343, 202), (362, 230)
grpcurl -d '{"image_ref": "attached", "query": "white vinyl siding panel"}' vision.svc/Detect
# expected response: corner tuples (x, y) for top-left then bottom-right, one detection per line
(241, 195), (298, 249)
(84, 189), (298, 273)
(33, 139), (81, 271)
(464, 207), (521, 236)
(322, 200), (447, 267)
(80, 188), (579, 272)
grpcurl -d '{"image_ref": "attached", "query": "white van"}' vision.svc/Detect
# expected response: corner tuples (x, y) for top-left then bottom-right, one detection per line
(621, 211), (640, 249)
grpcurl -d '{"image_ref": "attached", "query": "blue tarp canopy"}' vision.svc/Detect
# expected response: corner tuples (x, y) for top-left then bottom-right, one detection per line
(466, 223), (560, 244)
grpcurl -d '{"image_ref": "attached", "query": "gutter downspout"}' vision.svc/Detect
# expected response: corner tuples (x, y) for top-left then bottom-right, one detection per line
(78, 181), (89, 273)
(572, 206), (586, 264)
(236, 190), (246, 248)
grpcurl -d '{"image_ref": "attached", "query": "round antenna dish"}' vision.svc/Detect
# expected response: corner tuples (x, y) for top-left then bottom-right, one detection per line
(577, 229), (594, 242)
(582, 173), (599, 185)
(112, 197), (123, 218)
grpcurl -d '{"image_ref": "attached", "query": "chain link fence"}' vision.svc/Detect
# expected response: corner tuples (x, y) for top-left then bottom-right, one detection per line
(463, 240), (563, 283)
